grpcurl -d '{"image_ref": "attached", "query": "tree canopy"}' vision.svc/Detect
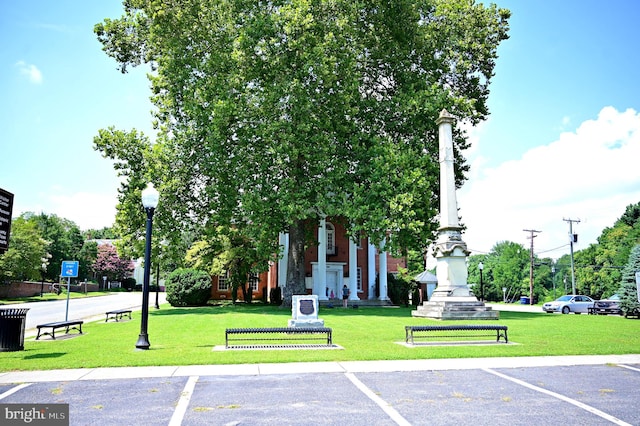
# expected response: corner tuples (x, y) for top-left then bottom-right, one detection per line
(94, 0), (510, 303)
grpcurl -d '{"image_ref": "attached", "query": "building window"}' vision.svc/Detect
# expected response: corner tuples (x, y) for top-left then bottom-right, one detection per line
(326, 222), (336, 255)
(249, 273), (259, 292)
(357, 267), (362, 291)
(218, 272), (229, 291)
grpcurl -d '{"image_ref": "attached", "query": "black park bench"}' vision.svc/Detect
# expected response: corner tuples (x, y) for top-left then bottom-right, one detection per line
(105, 309), (132, 322)
(225, 327), (333, 349)
(405, 324), (508, 344)
(36, 320), (84, 340)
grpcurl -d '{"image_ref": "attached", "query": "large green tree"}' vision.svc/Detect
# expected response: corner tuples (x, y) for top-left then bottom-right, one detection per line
(94, 0), (510, 305)
(29, 213), (85, 281)
(573, 202), (640, 298)
(476, 241), (529, 302)
(0, 217), (49, 282)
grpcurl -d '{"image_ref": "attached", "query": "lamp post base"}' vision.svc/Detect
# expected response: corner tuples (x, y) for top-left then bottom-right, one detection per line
(135, 334), (150, 350)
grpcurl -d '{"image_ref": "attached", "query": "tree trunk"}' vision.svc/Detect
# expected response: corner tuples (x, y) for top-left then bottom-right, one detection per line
(281, 219), (307, 308)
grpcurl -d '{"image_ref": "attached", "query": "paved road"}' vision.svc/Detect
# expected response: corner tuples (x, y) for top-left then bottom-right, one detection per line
(1, 356), (639, 425)
(1, 292), (166, 336)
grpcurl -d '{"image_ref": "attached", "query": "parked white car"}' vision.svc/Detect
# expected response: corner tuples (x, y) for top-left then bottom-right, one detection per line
(542, 295), (595, 314)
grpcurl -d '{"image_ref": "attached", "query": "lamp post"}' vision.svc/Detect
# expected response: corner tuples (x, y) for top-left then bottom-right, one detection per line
(136, 182), (159, 350)
(154, 263), (160, 309)
(478, 262), (484, 302)
(551, 265), (556, 300)
(40, 253), (51, 297)
(40, 260), (47, 297)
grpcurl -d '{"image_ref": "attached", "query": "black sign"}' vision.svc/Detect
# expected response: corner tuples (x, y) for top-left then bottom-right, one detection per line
(299, 299), (315, 316)
(0, 188), (13, 254)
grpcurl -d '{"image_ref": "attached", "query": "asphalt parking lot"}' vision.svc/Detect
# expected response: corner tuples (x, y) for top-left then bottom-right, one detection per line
(1, 356), (639, 425)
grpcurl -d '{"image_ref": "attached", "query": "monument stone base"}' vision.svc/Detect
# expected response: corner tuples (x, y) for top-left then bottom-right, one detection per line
(288, 295), (325, 328)
(287, 319), (326, 327)
(412, 296), (499, 320)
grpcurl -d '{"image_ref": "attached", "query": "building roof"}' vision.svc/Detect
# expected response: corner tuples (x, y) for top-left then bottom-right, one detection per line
(414, 270), (437, 284)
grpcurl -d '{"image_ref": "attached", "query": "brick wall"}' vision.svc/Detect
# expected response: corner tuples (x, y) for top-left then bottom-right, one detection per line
(0, 281), (100, 298)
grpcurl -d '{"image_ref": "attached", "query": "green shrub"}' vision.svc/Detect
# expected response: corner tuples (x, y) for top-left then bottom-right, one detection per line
(165, 268), (212, 307)
(269, 287), (282, 305)
(387, 272), (416, 307)
(122, 277), (136, 291)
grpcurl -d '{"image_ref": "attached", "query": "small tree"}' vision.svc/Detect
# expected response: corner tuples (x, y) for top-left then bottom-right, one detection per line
(165, 268), (212, 307)
(619, 245), (640, 317)
(92, 245), (134, 285)
(387, 269), (417, 307)
(186, 226), (269, 304)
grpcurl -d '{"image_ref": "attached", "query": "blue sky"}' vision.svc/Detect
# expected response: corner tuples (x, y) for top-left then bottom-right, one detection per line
(2, 1), (639, 261)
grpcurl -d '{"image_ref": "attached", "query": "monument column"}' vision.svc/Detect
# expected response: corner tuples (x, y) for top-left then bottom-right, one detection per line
(412, 109), (497, 319)
(430, 109), (472, 299)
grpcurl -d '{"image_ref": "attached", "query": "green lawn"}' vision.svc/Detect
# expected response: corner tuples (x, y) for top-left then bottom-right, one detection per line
(2, 304), (639, 372)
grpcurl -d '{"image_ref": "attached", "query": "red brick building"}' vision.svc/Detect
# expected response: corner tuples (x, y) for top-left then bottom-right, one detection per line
(210, 217), (406, 302)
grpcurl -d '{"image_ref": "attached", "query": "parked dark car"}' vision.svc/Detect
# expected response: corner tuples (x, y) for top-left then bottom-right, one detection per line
(590, 294), (622, 315)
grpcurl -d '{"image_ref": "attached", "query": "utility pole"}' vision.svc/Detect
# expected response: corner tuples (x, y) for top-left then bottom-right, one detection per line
(563, 218), (580, 295)
(524, 229), (541, 305)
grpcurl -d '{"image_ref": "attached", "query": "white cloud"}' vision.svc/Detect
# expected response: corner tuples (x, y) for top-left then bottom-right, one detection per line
(47, 191), (117, 231)
(15, 60), (43, 84)
(458, 106), (640, 258)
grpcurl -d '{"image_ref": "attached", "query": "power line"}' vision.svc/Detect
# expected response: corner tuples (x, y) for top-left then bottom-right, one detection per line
(535, 243), (570, 255)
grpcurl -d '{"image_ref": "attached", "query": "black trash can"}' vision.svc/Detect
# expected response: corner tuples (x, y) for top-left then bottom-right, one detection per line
(0, 308), (30, 352)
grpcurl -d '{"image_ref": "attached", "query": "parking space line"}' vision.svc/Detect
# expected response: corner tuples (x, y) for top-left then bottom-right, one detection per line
(344, 372), (411, 426)
(618, 364), (640, 373)
(482, 368), (632, 426)
(0, 383), (31, 401)
(168, 375), (198, 426)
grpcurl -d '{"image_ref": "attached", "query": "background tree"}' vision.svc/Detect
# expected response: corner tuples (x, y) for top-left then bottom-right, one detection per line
(29, 213), (84, 281)
(77, 241), (99, 282)
(84, 226), (118, 240)
(481, 241), (528, 302)
(186, 226), (266, 303)
(0, 217), (48, 282)
(95, 0), (510, 305)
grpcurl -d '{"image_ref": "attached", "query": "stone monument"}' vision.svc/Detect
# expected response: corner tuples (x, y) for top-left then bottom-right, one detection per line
(412, 109), (498, 320)
(288, 295), (325, 327)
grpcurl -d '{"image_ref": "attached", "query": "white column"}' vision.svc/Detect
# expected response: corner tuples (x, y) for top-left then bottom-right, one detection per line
(317, 218), (328, 300)
(277, 232), (288, 288)
(437, 109), (459, 229)
(348, 238), (358, 300)
(368, 239), (376, 299)
(379, 239), (389, 301)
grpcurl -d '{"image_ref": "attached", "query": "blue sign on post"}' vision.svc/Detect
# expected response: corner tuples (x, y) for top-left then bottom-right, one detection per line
(61, 261), (79, 278)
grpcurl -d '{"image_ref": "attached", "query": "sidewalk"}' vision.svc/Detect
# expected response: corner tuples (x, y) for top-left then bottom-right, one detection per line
(2, 352), (639, 384)
(486, 302), (543, 313)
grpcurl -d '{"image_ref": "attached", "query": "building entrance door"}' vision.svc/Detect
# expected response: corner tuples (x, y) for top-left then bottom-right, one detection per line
(326, 270), (339, 300)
